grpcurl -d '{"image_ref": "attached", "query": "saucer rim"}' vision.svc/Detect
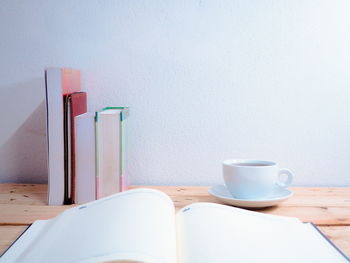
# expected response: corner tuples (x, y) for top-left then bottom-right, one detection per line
(208, 184), (293, 203)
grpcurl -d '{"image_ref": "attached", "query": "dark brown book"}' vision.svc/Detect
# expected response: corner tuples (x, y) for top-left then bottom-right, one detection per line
(64, 92), (87, 204)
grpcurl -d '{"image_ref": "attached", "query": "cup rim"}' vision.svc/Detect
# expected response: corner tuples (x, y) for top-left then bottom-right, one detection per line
(223, 159), (277, 168)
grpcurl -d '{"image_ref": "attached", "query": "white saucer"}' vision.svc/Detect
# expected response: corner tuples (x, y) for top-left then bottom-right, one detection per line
(208, 185), (293, 208)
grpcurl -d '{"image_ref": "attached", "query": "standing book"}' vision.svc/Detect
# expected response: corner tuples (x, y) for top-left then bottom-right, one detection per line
(95, 107), (129, 199)
(45, 68), (80, 205)
(74, 112), (96, 204)
(64, 92), (87, 204)
(1, 188), (348, 262)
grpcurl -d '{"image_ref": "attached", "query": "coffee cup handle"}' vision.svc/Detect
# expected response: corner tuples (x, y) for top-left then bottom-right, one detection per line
(277, 168), (293, 188)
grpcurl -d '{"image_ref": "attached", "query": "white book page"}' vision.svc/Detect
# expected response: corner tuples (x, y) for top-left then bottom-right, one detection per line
(5, 189), (177, 263)
(302, 223), (349, 262)
(176, 203), (347, 263)
(1, 221), (51, 262)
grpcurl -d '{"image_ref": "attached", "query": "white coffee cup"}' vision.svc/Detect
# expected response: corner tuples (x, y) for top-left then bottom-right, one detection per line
(223, 159), (293, 199)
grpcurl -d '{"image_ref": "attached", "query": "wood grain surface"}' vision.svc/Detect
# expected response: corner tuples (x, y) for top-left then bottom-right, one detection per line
(0, 184), (349, 256)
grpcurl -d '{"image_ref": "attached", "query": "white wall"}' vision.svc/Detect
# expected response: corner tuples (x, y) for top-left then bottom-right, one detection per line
(1, 0), (350, 186)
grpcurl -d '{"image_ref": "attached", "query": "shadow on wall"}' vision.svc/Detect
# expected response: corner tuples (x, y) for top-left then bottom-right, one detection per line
(0, 78), (48, 183)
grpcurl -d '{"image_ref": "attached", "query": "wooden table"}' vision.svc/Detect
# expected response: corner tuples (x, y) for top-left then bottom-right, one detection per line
(0, 184), (349, 257)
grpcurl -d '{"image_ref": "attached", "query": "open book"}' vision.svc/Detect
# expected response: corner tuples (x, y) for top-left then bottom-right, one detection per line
(2, 189), (348, 263)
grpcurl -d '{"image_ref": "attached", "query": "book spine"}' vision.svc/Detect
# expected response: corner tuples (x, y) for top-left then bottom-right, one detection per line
(95, 112), (100, 199)
(75, 113), (96, 204)
(120, 110), (128, 191)
(96, 176), (100, 199)
(70, 92), (87, 204)
(45, 68), (65, 205)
